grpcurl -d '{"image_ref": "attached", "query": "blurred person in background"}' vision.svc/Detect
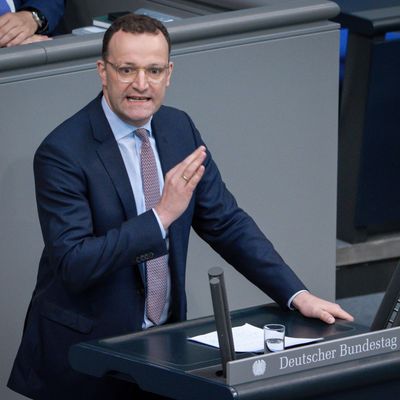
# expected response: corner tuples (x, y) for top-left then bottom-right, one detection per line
(0, 0), (64, 47)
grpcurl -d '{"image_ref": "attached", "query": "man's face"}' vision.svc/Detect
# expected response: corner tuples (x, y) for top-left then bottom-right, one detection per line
(97, 30), (173, 126)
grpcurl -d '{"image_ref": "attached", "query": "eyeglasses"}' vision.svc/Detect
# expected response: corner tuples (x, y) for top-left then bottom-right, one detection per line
(104, 60), (170, 84)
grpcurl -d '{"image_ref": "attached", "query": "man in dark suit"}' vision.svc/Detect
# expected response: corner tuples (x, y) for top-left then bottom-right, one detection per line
(8, 13), (353, 400)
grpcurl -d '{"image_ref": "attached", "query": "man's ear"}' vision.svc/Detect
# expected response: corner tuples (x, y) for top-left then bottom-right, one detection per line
(165, 61), (174, 87)
(97, 60), (107, 86)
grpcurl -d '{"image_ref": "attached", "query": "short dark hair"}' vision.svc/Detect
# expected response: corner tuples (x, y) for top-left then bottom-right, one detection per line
(102, 13), (171, 60)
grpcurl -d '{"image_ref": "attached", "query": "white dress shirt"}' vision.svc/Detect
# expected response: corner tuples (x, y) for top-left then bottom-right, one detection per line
(6, 0), (15, 12)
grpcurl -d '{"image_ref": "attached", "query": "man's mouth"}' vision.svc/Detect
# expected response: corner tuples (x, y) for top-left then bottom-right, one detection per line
(126, 96), (150, 102)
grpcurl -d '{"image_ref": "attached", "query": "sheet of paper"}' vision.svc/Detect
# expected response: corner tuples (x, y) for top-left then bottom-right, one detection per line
(189, 323), (323, 353)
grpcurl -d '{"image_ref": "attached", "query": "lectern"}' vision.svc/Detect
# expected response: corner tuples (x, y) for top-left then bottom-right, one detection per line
(69, 304), (400, 399)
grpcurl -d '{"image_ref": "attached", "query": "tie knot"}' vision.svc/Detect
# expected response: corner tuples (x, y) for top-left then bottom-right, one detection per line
(135, 128), (149, 144)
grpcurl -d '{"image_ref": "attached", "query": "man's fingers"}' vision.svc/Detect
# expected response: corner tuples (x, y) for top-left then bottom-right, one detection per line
(330, 306), (354, 322)
(20, 34), (51, 45)
(293, 292), (354, 325)
(178, 146), (206, 184)
(0, 26), (17, 47)
(180, 146), (206, 169)
(0, 12), (38, 47)
(318, 310), (335, 324)
(6, 31), (28, 47)
(318, 303), (354, 324)
(316, 303), (354, 324)
(0, 24), (25, 47)
(156, 147), (207, 230)
(166, 146), (206, 179)
(185, 165), (205, 190)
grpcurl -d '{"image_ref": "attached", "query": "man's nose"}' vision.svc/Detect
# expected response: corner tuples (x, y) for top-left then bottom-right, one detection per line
(131, 69), (149, 90)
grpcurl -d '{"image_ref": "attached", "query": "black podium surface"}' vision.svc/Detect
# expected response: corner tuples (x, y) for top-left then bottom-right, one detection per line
(69, 304), (400, 399)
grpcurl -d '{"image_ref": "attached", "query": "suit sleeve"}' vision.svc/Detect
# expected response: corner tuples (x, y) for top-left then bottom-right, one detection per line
(187, 117), (307, 309)
(17, 0), (64, 33)
(34, 140), (167, 293)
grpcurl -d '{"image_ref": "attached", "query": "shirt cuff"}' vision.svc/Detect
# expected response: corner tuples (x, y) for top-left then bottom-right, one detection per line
(152, 208), (167, 239)
(287, 289), (309, 310)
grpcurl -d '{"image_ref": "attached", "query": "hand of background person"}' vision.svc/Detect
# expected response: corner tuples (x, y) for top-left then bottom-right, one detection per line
(292, 291), (354, 324)
(155, 146), (206, 230)
(0, 11), (38, 47)
(20, 34), (51, 45)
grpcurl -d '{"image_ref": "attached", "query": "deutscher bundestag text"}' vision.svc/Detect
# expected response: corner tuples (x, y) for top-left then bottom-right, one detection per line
(280, 336), (397, 370)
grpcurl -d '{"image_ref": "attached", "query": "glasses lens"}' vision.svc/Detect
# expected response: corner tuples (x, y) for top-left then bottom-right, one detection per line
(115, 65), (168, 83)
(116, 65), (136, 82)
(145, 67), (167, 83)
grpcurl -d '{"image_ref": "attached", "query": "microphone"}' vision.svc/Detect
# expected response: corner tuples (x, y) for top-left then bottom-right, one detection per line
(208, 267), (236, 377)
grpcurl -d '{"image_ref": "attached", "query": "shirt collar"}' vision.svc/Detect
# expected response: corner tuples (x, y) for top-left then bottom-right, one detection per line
(101, 96), (153, 141)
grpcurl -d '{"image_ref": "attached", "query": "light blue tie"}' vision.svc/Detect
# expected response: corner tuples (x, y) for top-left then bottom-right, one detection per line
(0, 0), (12, 16)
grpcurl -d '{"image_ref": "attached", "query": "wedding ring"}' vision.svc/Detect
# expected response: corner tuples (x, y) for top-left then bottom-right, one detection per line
(181, 174), (189, 182)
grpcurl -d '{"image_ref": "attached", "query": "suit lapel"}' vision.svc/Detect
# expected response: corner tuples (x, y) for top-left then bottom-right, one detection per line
(88, 96), (138, 219)
(152, 109), (189, 314)
(151, 112), (176, 176)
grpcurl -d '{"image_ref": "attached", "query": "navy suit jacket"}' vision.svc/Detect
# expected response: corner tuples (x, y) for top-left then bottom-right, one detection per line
(15, 0), (64, 33)
(8, 95), (306, 399)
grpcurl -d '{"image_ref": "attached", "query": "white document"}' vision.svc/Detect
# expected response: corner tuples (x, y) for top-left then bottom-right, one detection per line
(189, 323), (323, 353)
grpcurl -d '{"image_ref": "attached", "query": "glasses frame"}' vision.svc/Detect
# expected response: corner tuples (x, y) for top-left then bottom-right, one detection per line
(104, 60), (170, 84)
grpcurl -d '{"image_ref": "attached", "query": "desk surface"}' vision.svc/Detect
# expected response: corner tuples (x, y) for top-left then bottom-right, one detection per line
(333, 0), (400, 35)
(334, 0), (400, 13)
(68, 304), (400, 399)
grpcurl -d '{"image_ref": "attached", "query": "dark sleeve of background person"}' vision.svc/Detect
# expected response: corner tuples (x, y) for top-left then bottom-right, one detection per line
(17, 0), (65, 34)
